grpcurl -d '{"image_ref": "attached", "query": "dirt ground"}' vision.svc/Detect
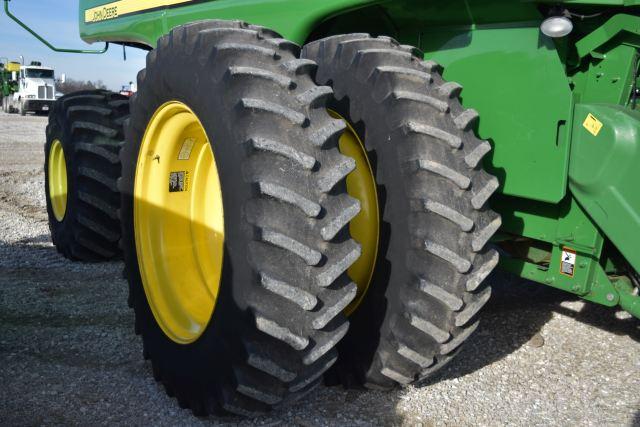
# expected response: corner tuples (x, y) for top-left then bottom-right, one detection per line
(0, 111), (638, 426)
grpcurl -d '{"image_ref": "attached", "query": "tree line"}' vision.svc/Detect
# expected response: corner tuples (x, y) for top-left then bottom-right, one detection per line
(55, 78), (107, 94)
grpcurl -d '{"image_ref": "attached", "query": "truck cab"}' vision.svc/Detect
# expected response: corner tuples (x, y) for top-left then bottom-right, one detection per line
(10, 62), (56, 115)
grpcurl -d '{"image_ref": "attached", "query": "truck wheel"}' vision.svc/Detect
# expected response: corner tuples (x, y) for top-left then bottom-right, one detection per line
(45, 90), (129, 260)
(302, 35), (501, 388)
(120, 20), (359, 416)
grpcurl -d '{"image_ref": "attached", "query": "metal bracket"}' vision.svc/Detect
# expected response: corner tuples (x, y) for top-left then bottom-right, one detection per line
(576, 14), (640, 60)
(4, 0), (109, 54)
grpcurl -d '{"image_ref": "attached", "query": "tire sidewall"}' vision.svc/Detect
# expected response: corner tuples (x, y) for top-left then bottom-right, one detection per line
(44, 103), (80, 257)
(121, 46), (260, 389)
(326, 95), (411, 378)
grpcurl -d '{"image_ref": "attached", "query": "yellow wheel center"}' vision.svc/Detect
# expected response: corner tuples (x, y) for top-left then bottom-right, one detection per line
(48, 139), (68, 222)
(134, 101), (224, 344)
(329, 110), (380, 316)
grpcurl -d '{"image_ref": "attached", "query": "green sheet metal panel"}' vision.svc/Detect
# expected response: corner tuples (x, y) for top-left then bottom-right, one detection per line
(569, 103), (640, 272)
(79, 0), (381, 46)
(78, 0), (608, 205)
(419, 24), (574, 203)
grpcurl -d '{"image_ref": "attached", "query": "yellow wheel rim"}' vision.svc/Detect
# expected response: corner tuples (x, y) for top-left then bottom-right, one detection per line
(48, 139), (68, 221)
(329, 110), (380, 316)
(134, 101), (224, 344)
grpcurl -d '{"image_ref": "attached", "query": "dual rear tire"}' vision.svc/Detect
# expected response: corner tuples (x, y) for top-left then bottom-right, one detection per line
(44, 21), (500, 416)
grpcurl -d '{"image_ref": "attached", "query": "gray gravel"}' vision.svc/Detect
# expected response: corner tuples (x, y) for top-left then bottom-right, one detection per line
(0, 111), (638, 426)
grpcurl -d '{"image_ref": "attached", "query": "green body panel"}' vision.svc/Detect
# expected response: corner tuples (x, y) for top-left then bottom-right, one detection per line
(496, 194), (618, 307)
(79, 0), (576, 204)
(418, 23), (573, 203)
(79, 0), (380, 46)
(573, 44), (637, 105)
(569, 103), (640, 272)
(70, 0), (640, 315)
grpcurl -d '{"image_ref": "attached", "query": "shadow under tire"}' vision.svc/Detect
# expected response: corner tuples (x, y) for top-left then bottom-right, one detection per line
(120, 20), (361, 416)
(302, 34), (501, 388)
(44, 90), (129, 261)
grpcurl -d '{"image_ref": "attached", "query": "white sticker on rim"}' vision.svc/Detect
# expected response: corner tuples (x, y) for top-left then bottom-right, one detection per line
(178, 137), (195, 160)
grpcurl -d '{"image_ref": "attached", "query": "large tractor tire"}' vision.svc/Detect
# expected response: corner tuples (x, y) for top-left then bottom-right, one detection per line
(302, 35), (501, 388)
(120, 20), (360, 416)
(44, 90), (129, 261)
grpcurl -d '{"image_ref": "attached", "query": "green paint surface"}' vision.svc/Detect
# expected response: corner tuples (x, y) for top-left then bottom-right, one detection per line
(73, 0), (640, 314)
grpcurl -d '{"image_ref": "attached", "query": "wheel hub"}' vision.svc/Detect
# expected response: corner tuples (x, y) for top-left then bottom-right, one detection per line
(48, 139), (68, 222)
(134, 101), (224, 344)
(329, 110), (379, 316)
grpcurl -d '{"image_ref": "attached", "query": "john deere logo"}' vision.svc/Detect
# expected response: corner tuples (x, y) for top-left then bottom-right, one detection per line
(84, 1), (194, 24)
(89, 6), (118, 22)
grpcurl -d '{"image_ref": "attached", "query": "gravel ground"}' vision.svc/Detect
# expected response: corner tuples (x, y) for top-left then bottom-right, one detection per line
(0, 111), (638, 426)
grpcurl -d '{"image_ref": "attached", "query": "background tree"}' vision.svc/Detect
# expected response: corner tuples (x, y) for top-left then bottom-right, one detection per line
(55, 78), (107, 94)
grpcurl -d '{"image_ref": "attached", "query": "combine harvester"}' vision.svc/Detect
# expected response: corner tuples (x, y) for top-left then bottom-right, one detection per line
(5, 0), (639, 417)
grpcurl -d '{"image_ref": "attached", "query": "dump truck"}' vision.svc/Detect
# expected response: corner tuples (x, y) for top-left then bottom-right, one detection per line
(5, 0), (640, 418)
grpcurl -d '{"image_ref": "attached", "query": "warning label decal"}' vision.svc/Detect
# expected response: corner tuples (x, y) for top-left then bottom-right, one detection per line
(582, 113), (603, 137)
(560, 247), (576, 278)
(169, 171), (188, 192)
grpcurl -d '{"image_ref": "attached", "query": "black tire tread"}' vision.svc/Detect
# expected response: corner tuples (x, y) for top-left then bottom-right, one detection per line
(302, 34), (501, 388)
(44, 90), (128, 261)
(122, 20), (360, 416)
